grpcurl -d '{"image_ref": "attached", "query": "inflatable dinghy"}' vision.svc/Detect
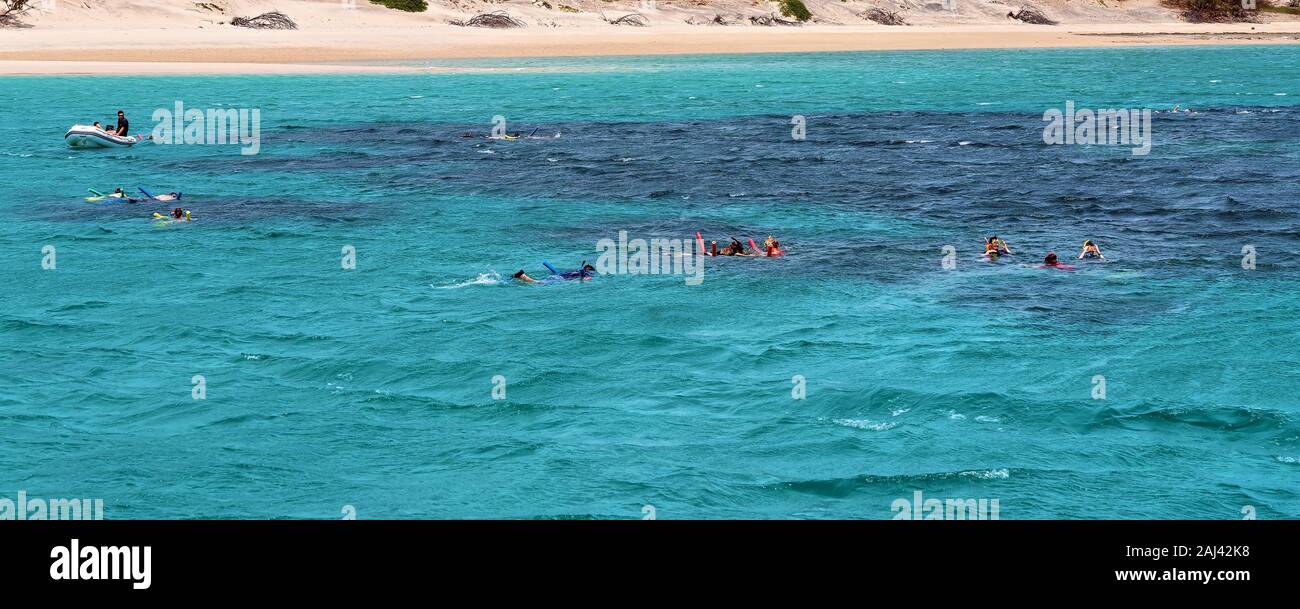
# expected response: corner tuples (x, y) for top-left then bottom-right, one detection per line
(64, 125), (138, 148)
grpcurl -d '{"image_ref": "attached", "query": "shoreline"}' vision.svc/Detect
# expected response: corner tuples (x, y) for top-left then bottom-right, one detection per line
(3, 24), (1300, 76)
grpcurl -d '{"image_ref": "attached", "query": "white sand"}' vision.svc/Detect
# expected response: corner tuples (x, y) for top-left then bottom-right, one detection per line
(2, 0), (1299, 74)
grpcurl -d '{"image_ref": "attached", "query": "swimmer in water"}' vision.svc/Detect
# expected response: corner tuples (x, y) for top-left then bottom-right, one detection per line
(513, 263), (595, 283)
(1078, 240), (1105, 260)
(151, 208), (192, 222)
(761, 235), (783, 256)
(714, 239), (755, 257)
(985, 235), (1012, 256)
(1041, 251), (1075, 270)
(558, 263), (597, 280)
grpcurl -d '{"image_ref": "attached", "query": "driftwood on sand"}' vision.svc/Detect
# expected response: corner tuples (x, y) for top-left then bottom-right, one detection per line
(0, 0), (35, 28)
(685, 13), (745, 25)
(231, 11), (298, 30)
(749, 13), (802, 26)
(604, 13), (648, 26)
(863, 8), (907, 25)
(450, 11), (527, 28)
(1007, 6), (1058, 25)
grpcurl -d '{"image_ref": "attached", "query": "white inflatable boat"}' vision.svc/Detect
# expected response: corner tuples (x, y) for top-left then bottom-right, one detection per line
(64, 124), (138, 148)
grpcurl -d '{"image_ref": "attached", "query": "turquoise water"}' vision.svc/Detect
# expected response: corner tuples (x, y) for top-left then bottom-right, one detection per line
(2, 46), (1298, 519)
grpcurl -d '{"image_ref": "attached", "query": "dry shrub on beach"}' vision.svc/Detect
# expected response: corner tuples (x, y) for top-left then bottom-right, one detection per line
(449, 11), (527, 27)
(1160, 0), (1261, 22)
(370, 0), (429, 10)
(1007, 5), (1058, 24)
(687, 13), (741, 25)
(0, 0), (35, 28)
(604, 13), (648, 25)
(864, 8), (907, 25)
(750, 13), (802, 26)
(231, 11), (298, 30)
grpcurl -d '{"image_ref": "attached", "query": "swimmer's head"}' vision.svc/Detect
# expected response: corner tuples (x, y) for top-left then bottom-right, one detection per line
(1044, 252), (1058, 265)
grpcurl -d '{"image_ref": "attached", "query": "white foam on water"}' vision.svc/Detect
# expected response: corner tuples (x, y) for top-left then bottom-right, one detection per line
(437, 272), (503, 289)
(833, 418), (897, 431)
(960, 468), (1010, 480)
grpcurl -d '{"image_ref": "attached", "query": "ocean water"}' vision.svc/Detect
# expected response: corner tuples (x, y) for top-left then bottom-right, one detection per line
(1, 46), (1298, 519)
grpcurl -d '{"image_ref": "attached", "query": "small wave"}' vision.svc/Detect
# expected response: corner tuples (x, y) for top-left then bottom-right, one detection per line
(1277, 456), (1298, 464)
(833, 418), (896, 431)
(437, 272), (503, 289)
(960, 468), (1010, 480)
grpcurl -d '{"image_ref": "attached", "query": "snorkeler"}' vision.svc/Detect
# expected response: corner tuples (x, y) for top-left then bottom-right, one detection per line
(139, 189), (182, 202)
(513, 263), (595, 283)
(151, 208), (192, 222)
(713, 238), (755, 257)
(557, 263), (596, 280)
(1078, 240), (1105, 260)
(761, 235), (783, 256)
(1040, 251), (1075, 270)
(985, 235), (1012, 256)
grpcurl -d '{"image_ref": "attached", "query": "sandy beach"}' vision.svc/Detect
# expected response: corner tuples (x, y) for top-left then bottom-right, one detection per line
(2, 0), (1300, 74)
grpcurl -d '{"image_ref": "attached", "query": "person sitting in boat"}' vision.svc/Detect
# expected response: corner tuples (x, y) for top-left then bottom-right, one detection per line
(111, 110), (129, 137)
(1078, 240), (1105, 260)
